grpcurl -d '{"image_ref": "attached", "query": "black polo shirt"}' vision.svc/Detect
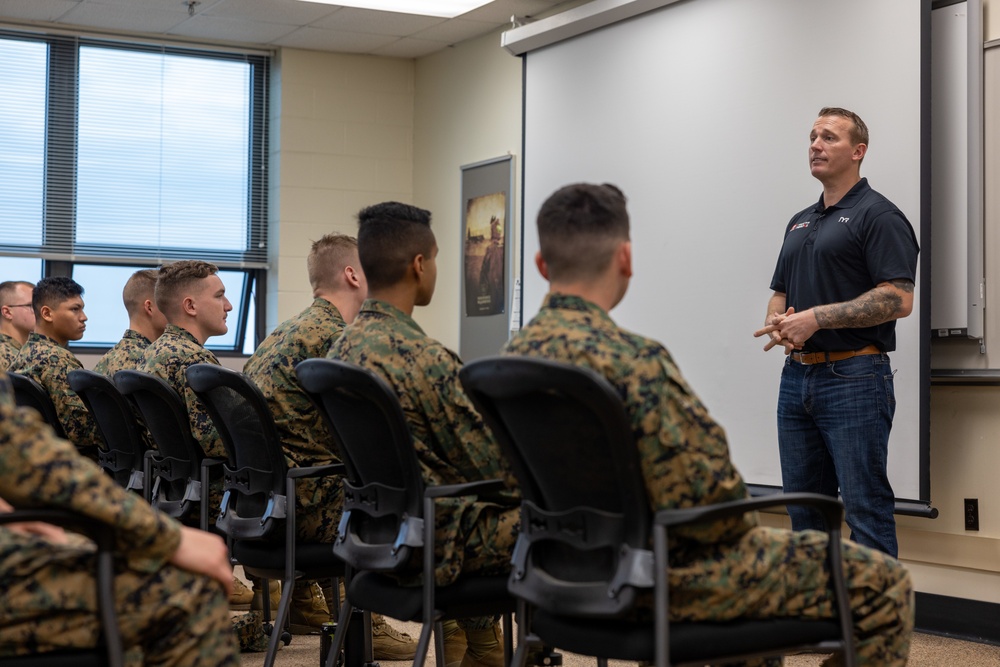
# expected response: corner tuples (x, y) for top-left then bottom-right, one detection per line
(769, 178), (919, 353)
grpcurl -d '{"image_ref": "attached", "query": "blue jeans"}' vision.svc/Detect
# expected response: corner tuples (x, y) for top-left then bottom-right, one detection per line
(777, 353), (898, 557)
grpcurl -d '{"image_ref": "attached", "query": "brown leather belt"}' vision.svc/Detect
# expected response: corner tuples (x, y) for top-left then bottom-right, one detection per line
(790, 344), (881, 365)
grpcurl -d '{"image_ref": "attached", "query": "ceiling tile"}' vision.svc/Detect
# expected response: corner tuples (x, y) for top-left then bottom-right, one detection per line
(0, 0), (576, 57)
(459, 0), (567, 24)
(169, 14), (298, 43)
(0, 0), (79, 23)
(372, 36), (450, 59)
(272, 26), (397, 53)
(410, 17), (496, 44)
(59, 1), (189, 33)
(204, 0), (339, 25)
(309, 7), (444, 36)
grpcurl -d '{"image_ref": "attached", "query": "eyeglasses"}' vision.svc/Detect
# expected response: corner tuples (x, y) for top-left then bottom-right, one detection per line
(3, 304), (32, 309)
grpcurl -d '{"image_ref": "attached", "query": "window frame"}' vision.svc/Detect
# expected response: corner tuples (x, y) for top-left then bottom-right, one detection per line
(0, 30), (270, 354)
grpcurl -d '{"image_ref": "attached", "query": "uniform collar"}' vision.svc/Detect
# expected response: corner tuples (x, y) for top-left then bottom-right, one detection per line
(359, 299), (424, 334)
(813, 177), (870, 213)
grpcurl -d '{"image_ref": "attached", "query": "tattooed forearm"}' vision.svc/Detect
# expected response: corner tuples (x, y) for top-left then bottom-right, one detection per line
(814, 281), (912, 329)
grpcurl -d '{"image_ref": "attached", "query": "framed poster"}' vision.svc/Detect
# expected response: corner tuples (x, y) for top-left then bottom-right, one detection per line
(459, 156), (515, 361)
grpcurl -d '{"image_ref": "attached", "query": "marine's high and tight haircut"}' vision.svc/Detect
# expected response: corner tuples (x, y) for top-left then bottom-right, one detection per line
(122, 269), (159, 318)
(356, 202), (434, 291)
(307, 233), (359, 294)
(536, 183), (630, 283)
(154, 260), (220, 318)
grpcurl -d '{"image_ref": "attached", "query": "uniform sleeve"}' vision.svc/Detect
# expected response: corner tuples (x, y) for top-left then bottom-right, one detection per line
(864, 206), (919, 285)
(0, 375), (182, 572)
(418, 345), (520, 504)
(47, 355), (103, 450)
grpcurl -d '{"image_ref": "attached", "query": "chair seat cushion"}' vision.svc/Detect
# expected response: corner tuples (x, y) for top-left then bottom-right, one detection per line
(232, 540), (344, 581)
(0, 650), (110, 667)
(349, 571), (516, 622)
(532, 612), (845, 663)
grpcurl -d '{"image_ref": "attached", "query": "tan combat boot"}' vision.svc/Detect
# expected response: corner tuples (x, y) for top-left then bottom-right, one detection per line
(289, 580), (330, 635)
(229, 575), (253, 610)
(371, 613), (419, 660)
(459, 622), (505, 667)
(441, 619), (468, 667)
(249, 577), (281, 616)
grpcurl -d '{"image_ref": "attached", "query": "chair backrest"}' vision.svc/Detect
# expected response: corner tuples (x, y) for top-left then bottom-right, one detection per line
(460, 356), (653, 617)
(296, 358), (424, 571)
(68, 369), (147, 492)
(185, 363), (288, 539)
(7, 372), (68, 439)
(113, 369), (204, 519)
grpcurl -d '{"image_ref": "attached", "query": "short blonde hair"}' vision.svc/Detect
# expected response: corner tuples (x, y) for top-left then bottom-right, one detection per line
(154, 260), (219, 318)
(307, 234), (358, 293)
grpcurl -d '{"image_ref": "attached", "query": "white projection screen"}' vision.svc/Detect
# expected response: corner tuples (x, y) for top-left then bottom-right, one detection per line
(517, 0), (931, 508)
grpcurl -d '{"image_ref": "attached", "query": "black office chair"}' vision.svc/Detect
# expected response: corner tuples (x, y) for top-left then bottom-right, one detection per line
(113, 370), (222, 531)
(185, 363), (348, 667)
(296, 358), (516, 667)
(7, 372), (68, 439)
(0, 508), (123, 667)
(68, 370), (147, 494)
(460, 356), (856, 667)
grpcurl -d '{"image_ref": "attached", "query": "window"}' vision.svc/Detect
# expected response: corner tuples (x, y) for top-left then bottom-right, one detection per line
(0, 31), (269, 353)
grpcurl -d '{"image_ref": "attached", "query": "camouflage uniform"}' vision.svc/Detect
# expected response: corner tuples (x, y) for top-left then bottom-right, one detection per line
(140, 324), (225, 460)
(329, 299), (520, 593)
(0, 334), (20, 371)
(0, 373), (238, 665)
(243, 297), (345, 543)
(503, 293), (913, 666)
(9, 332), (101, 461)
(94, 329), (152, 377)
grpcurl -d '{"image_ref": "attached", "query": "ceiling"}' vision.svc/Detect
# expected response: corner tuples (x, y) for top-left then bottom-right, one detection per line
(0, 0), (569, 59)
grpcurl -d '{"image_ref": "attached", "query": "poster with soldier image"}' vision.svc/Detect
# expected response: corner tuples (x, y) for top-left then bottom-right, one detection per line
(463, 191), (506, 316)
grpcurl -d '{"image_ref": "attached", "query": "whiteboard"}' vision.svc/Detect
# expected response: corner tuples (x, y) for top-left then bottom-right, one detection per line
(518, 0), (929, 502)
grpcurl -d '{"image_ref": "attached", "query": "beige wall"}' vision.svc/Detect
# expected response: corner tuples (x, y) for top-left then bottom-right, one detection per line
(411, 30), (524, 348)
(264, 2), (1000, 604)
(268, 48), (415, 330)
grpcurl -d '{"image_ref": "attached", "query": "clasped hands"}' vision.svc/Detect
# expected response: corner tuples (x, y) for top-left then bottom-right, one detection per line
(753, 307), (820, 354)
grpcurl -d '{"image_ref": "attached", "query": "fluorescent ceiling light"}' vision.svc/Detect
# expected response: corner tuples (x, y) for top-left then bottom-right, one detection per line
(295, 0), (492, 18)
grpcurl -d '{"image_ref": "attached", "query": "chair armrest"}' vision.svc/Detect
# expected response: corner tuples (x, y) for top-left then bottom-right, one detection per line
(286, 463), (347, 480)
(424, 478), (506, 500)
(654, 492), (843, 530)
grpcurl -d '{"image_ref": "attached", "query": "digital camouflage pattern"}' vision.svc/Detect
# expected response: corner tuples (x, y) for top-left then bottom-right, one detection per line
(0, 334), (20, 372)
(94, 329), (152, 377)
(244, 297), (345, 543)
(140, 324), (225, 459)
(503, 293), (913, 666)
(9, 332), (101, 461)
(329, 299), (520, 588)
(0, 373), (238, 665)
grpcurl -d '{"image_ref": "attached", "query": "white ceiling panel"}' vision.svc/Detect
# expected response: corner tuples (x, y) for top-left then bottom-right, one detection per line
(310, 7), (444, 36)
(0, 0), (576, 57)
(272, 25), (396, 52)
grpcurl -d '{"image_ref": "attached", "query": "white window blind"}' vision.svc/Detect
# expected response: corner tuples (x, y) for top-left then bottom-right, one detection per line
(0, 31), (269, 268)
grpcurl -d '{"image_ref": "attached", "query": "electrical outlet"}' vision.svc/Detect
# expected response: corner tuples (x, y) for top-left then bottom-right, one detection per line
(964, 498), (979, 531)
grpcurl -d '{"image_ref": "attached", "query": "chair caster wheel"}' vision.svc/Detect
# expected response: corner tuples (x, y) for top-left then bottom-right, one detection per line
(281, 631), (292, 645)
(533, 649), (562, 666)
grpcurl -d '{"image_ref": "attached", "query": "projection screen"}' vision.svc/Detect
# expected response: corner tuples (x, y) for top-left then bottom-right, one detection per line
(514, 0), (931, 507)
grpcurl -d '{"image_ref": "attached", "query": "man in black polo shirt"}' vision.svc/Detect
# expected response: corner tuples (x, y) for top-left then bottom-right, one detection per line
(754, 107), (919, 558)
